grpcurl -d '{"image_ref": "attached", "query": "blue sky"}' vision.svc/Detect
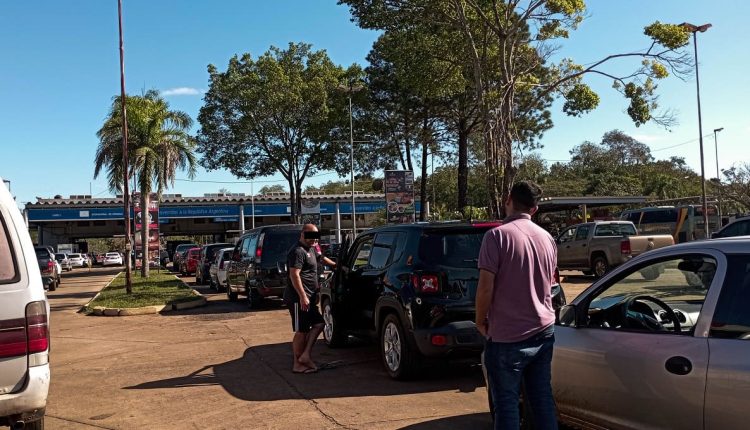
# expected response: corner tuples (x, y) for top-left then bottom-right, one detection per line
(1, 1), (748, 207)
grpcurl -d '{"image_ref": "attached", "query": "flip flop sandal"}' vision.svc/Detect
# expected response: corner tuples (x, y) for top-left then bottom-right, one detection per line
(292, 368), (318, 374)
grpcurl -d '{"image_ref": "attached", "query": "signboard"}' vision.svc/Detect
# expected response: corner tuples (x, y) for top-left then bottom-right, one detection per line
(133, 193), (159, 259)
(300, 199), (321, 226)
(385, 170), (416, 224)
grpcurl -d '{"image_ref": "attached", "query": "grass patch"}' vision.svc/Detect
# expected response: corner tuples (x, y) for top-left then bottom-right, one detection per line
(86, 271), (196, 310)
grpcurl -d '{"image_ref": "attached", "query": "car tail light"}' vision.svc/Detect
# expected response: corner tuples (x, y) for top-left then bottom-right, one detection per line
(256, 234), (265, 263)
(412, 274), (440, 294)
(26, 301), (49, 354)
(620, 239), (631, 255)
(0, 301), (49, 359)
(42, 260), (54, 275)
(431, 335), (447, 346)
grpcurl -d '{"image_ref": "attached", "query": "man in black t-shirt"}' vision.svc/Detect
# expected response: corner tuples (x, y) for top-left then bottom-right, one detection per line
(285, 224), (335, 374)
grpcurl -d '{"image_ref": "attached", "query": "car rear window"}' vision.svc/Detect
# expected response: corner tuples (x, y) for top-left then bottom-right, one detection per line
(595, 223), (637, 236)
(262, 230), (302, 266)
(69, 253), (81, 258)
(419, 228), (487, 268)
(0, 215), (18, 283)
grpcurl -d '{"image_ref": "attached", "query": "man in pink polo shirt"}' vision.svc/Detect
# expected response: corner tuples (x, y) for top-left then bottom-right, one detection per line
(476, 181), (558, 429)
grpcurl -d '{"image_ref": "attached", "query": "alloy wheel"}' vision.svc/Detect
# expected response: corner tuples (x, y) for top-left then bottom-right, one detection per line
(323, 303), (334, 343)
(383, 322), (402, 372)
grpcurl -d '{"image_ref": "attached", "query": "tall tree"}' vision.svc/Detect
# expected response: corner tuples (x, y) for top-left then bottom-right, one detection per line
(197, 43), (350, 221)
(341, 0), (692, 218)
(95, 90), (197, 277)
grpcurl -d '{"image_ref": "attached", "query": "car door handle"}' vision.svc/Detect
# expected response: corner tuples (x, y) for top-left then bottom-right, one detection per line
(665, 356), (692, 375)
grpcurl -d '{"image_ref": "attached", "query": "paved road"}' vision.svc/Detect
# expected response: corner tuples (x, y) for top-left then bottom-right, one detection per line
(44, 267), (495, 429)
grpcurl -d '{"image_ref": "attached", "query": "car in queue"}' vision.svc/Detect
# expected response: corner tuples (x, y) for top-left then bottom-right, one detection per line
(180, 247), (201, 275)
(550, 237), (750, 429)
(66, 253), (86, 269)
(54, 253), (72, 272)
(0, 177), (51, 429)
(226, 225), (303, 307)
(320, 222), (567, 380)
(195, 242), (232, 285)
(209, 247), (234, 291)
(33, 247), (59, 292)
(711, 215), (750, 239)
(172, 243), (198, 272)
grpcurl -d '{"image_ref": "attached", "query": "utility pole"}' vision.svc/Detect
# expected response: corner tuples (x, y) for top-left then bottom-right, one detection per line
(118, 0), (133, 293)
(681, 22), (712, 238)
(714, 127), (724, 224)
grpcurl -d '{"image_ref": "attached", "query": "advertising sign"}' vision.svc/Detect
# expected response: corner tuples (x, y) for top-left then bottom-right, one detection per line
(300, 199), (321, 226)
(133, 193), (160, 259)
(385, 170), (415, 224)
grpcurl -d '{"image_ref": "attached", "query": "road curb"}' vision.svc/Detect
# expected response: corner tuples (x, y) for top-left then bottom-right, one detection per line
(84, 272), (207, 316)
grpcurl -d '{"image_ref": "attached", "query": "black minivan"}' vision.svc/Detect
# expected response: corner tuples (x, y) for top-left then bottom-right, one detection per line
(226, 224), (303, 307)
(320, 222), (566, 379)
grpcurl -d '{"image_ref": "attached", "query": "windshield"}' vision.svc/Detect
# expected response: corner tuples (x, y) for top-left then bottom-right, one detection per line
(261, 230), (302, 266)
(55, 253), (66, 260)
(418, 228), (488, 268)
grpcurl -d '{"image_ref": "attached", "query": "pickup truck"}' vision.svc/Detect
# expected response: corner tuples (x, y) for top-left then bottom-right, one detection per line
(556, 221), (674, 278)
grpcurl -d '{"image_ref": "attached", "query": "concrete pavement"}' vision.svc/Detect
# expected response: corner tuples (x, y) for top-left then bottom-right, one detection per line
(44, 267), (493, 429)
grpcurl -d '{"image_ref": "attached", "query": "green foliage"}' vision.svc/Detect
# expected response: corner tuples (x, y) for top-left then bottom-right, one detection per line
(258, 184), (287, 195)
(85, 272), (194, 310)
(546, 0), (586, 16)
(644, 22), (691, 50)
(624, 83), (652, 126)
(197, 43), (351, 219)
(563, 84), (600, 116)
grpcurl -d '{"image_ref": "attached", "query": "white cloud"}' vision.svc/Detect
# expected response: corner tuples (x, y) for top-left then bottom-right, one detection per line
(161, 87), (204, 96)
(632, 134), (663, 144)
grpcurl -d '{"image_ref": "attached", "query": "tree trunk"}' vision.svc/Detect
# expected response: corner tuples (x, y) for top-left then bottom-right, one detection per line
(419, 124), (429, 221)
(295, 181), (303, 224)
(140, 191), (149, 278)
(457, 121), (469, 215)
(287, 177), (297, 223)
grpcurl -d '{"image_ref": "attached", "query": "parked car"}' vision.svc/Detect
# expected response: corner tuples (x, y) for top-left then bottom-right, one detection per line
(166, 240), (196, 263)
(180, 247), (201, 275)
(550, 236), (750, 429)
(195, 242), (232, 285)
(209, 247), (234, 292)
(66, 253), (85, 269)
(172, 243), (198, 272)
(54, 253), (72, 271)
(95, 253), (106, 265)
(712, 215), (750, 239)
(160, 250), (170, 267)
(33, 247), (59, 292)
(320, 222), (567, 380)
(226, 225), (303, 306)
(556, 221), (674, 278)
(102, 252), (123, 266)
(0, 177), (51, 429)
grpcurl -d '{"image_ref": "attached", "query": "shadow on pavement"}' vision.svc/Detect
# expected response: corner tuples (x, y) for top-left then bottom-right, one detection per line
(125, 341), (486, 401)
(61, 268), (121, 278)
(562, 274), (593, 285)
(47, 291), (100, 301)
(396, 413), (492, 429)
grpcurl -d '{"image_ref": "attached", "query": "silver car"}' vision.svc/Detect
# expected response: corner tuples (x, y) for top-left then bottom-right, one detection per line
(553, 237), (750, 429)
(209, 248), (234, 292)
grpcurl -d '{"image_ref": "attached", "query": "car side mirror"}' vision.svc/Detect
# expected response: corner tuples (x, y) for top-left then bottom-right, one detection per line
(277, 262), (288, 274)
(558, 304), (578, 327)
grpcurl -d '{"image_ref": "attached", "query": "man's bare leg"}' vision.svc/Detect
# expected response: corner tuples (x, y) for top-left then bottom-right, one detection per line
(292, 332), (310, 372)
(298, 323), (324, 370)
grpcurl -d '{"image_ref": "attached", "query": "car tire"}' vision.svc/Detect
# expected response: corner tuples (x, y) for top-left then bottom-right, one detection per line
(217, 280), (226, 293)
(49, 279), (57, 292)
(227, 285), (238, 302)
(25, 417), (44, 430)
(247, 287), (264, 309)
(322, 298), (347, 348)
(591, 255), (609, 278)
(380, 313), (419, 380)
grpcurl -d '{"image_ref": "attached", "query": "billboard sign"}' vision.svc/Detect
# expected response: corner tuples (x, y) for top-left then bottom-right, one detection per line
(300, 199), (321, 226)
(133, 193), (160, 256)
(385, 170), (415, 224)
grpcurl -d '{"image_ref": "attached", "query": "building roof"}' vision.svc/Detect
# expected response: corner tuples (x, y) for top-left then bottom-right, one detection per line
(537, 196), (648, 213)
(29, 192), (387, 208)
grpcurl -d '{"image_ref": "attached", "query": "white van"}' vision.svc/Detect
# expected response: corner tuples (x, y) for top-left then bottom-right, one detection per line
(0, 178), (50, 429)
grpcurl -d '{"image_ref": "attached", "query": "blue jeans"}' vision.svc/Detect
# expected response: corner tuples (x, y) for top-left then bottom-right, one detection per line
(484, 326), (557, 430)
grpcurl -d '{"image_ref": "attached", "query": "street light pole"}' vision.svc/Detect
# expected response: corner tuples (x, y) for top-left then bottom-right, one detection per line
(714, 127), (724, 223)
(349, 93), (356, 238)
(682, 22), (712, 238)
(118, 0), (133, 293)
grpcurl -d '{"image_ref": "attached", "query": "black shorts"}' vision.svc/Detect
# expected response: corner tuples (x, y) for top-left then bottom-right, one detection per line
(288, 297), (324, 333)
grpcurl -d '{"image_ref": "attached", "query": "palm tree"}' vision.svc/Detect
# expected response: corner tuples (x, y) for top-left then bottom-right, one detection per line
(95, 90), (197, 277)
